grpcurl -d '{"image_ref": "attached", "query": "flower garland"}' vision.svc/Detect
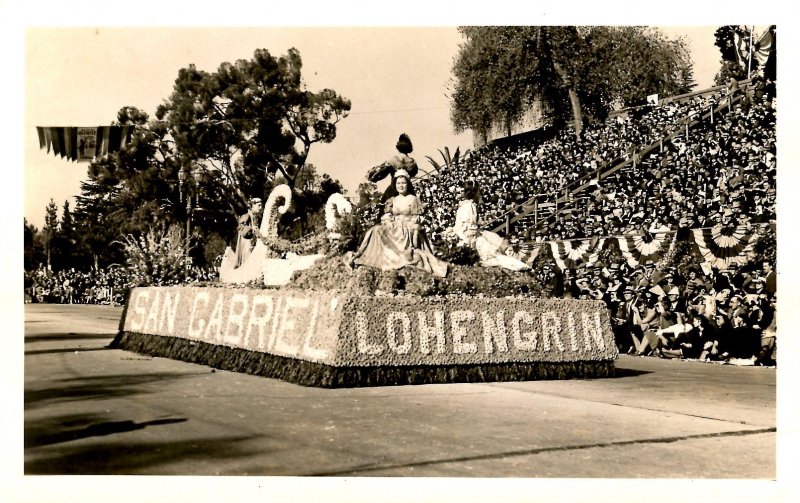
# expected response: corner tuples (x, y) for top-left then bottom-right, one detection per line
(254, 184), (338, 256)
(691, 224), (756, 270)
(324, 193), (353, 239)
(259, 231), (330, 256)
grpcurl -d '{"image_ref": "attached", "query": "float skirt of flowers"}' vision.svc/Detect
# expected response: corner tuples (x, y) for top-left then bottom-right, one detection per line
(112, 286), (617, 387)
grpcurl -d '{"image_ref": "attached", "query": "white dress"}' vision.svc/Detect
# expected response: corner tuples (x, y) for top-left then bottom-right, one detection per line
(454, 199), (530, 271)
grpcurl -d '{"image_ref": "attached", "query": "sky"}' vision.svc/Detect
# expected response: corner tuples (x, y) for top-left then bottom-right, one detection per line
(22, 25), (728, 229)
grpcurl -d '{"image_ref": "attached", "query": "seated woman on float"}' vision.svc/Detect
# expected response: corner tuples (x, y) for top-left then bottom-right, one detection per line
(450, 180), (530, 271)
(350, 169), (448, 277)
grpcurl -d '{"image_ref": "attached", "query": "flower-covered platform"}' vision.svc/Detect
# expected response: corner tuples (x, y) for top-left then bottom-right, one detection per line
(112, 286), (617, 387)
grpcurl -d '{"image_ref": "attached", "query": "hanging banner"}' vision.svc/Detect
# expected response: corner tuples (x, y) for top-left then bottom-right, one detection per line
(77, 128), (98, 161)
(36, 125), (134, 162)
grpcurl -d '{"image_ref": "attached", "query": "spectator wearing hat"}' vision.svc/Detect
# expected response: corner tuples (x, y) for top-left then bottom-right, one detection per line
(612, 285), (639, 352)
(718, 294), (752, 358)
(665, 286), (687, 320)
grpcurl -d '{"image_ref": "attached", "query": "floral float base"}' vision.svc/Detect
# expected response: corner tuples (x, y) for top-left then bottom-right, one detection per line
(112, 286), (617, 387)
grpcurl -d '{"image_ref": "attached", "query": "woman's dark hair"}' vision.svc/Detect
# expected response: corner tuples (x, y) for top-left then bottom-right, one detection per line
(462, 180), (480, 201)
(393, 171), (415, 194)
(396, 134), (413, 154)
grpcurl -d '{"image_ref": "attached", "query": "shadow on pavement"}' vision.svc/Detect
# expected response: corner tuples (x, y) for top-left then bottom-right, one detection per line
(25, 434), (262, 474)
(25, 347), (113, 356)
(610, 367), (652, 378)
(24, 372), (210, 410)
(27, 417), (188, 448)
(24, 333), (117, 343)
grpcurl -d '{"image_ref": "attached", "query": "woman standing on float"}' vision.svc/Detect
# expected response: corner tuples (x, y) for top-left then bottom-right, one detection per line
(368, 133), (419, 204)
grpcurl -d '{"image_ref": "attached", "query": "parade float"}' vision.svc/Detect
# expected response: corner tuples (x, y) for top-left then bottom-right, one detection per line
(112, 185), (618, 387)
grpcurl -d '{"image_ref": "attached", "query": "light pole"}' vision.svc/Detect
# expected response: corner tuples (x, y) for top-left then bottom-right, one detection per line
(178, 167), (191, 268)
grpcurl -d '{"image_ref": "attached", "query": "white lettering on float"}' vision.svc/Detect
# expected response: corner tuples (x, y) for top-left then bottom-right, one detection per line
(188, 291), (210, 338)
(511, 311), (537, 351)
(203, 293), (226, 344)
(143, 290), (161, 333)
(356, 311), (383, 355)
(451, 310), (478, 354)
(540, 311), (566, 352)
(222, 294), (249, 346)
(301, 299), (329, 360)
(244, 295), (274, 350)
(387, 312), (413, 354)
(267, 297), (283, 351)
(273, 296), (311, 356)
(417, 311), (446, 354)
(129, 290), (149, 331)
(582, 312), (606, 350)
(567, 312), (579, 351)
(481, 311), (508, 353)
(159, 291), (181, 335)
(124, 289), (610, 361)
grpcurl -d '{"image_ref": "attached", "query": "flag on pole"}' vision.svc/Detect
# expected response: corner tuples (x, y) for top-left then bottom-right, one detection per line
(753, 26), (774, 68)
(36, 126), (134, 162)
(733, 28), (749, 66)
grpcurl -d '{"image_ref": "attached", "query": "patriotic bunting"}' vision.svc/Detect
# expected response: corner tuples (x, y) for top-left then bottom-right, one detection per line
(691, 224), (756, 270)
(753, 27), (775, 68)
(36, 126), (134, 162)
(616, 231), (674, 268)
(547, 237), (606, 271)
(515, 242), (542, 265)
(527, 222), (768, 273)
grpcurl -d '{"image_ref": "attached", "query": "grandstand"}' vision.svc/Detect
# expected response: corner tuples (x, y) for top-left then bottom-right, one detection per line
(414, 77), (776, 365)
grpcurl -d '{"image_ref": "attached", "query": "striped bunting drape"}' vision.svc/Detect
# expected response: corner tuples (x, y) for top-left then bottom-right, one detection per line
(616, 231), (674, 268)
(36, 126), (134, 162)
(515, 242), (542, 265)
(547, 237), (606, 271)
(691, 224), (756, 270)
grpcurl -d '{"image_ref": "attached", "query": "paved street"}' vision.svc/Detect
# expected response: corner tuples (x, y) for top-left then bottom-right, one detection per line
(21, 303), (779, 482)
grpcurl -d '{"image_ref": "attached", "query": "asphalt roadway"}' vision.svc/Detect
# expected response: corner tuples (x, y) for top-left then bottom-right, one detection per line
(17, 304), (790, 500)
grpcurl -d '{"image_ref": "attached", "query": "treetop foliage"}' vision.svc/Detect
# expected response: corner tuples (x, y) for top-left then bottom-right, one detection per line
(451, 26), (694, 138)
(36, 47), (351, 272)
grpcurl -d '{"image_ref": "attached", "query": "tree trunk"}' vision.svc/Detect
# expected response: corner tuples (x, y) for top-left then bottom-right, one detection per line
(552, 59), (583, 136)
(567, 87), (583, 136)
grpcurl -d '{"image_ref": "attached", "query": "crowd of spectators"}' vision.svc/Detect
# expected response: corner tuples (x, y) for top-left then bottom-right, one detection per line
(534, 256), (777, 366)
(25, 266), (131, 306)
(24, 265), (219, 305)
(415, 80), (775, 248)
(413, 78), (777, 365)
(531, 90), (775, 242)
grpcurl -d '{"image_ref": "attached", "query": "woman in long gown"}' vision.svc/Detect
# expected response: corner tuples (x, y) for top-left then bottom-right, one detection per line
(452, 181), (530, 271)
(351, 170), (448, 277)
